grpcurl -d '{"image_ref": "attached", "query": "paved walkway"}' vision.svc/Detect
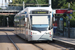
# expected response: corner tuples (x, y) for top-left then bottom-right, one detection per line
(0, 27), (75, 46)
(0, 27), (14, 31)
(53, 36), (75, 45)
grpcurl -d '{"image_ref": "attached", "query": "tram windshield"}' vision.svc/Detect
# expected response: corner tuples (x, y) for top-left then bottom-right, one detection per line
(30, 15), (50, 31)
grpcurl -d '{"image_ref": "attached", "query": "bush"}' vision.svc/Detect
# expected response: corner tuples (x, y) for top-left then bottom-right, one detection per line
(64, 22), (66, 27)
(70, 19), (75, 27)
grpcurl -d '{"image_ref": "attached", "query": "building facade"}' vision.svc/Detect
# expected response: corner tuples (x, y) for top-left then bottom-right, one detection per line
(0, 0), (12, 9)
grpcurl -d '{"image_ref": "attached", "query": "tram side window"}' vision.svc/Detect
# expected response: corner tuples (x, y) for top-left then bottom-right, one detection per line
(20, 18), (25, 33)
(21, 18), (25, 27)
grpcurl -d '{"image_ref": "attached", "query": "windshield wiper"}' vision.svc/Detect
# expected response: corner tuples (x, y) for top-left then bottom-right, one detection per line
(32, 27), (41, 32)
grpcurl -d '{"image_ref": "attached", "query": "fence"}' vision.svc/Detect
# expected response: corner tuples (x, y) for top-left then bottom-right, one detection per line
(64, 27), (75, 38)
(54, 27), (75, 38)
(0, 6), (23, 10)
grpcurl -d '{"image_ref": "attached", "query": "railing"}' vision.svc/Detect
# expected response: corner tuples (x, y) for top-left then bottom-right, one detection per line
(54, 27), (75, 38)
(0, 10), (20, 12)
(0, 6), (23, 10)
(6, 6), (23, 10)
(9, 4), (49, 6)
(64, 27), (75, 38)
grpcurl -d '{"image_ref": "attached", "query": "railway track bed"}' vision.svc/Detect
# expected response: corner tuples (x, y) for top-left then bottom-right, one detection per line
(0, 31), (16, 50)
(0, 31), (74, 50)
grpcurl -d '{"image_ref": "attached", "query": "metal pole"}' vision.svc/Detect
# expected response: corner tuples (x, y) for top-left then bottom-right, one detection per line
(68, 3), (70, 8)
(23, 1), (25, 10)
(68, 17), (70, 38)
(67, 14), (70, 38)
(49, 0), (51, 8)
(63, 17), (64, 37)
(68, 3), (70, 38)
(4, 16), (5, 26)
(7, 17), (9, 27)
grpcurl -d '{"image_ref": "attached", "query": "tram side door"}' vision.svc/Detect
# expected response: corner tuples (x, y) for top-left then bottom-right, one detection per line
(25, 17), (30, 39)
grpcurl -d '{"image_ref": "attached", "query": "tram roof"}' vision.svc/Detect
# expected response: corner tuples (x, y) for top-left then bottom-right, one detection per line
(26, 7), (51, 10)
(15, 7), (52, 17)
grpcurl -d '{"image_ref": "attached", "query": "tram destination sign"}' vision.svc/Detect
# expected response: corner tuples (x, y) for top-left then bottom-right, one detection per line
(32, 11), (48, 14)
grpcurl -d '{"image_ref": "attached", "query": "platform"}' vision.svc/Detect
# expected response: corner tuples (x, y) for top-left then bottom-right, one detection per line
(0, 27), (14, 31)
(53, 36), (75, 45)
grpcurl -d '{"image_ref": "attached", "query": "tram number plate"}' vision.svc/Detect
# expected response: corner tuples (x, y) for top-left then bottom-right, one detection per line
(32, 11), (48, 14)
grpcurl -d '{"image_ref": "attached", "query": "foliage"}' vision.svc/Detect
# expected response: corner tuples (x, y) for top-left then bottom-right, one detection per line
(70, 19), (75, 27)
(64, 22), (66, 27)
(11, 0), (75, 27)
(12, 0), (48, 4)
(11, 0), (75, 9)
(0, 8), (1, 9)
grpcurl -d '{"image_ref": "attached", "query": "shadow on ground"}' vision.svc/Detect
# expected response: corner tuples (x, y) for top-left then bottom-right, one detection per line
(0, 29), (14, 31)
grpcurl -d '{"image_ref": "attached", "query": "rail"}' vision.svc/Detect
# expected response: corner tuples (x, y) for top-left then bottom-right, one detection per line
(6, 32), (19, 50)
(53, 39), (75, 50)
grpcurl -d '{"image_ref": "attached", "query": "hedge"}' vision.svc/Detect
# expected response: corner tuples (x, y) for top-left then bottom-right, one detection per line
(70, 19), (75, 27)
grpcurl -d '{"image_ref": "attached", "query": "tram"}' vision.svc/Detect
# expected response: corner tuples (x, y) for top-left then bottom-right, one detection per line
(14, 0), (55, 41)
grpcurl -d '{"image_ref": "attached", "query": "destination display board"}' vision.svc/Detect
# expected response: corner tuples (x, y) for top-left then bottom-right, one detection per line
(32, 11), (48, 14)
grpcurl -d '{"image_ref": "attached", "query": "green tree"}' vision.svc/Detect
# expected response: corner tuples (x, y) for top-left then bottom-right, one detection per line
(11, 0), (75, 27)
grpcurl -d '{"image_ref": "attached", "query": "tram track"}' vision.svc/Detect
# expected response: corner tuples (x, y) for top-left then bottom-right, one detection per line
(9, 31), (65, 50)
(5, 32), (19, 50)
(32, 44), (43, 50)
(33, 43), (68, 50)
(5, 31), (74, 50)
(0, 31), (17, 50)
(14, 32), (44, 50)
(47, 40), (75, 50)
(5, 31), (41, 50)
(16, 33), (71, 50)
(53, 39), (75, 50)
(0, 29), (74, 50)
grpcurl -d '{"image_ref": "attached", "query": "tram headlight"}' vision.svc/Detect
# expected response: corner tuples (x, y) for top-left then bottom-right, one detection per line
(33, 32), (37, 34)
(32, 32), (37, 34)
(46, 32), (50, 34)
